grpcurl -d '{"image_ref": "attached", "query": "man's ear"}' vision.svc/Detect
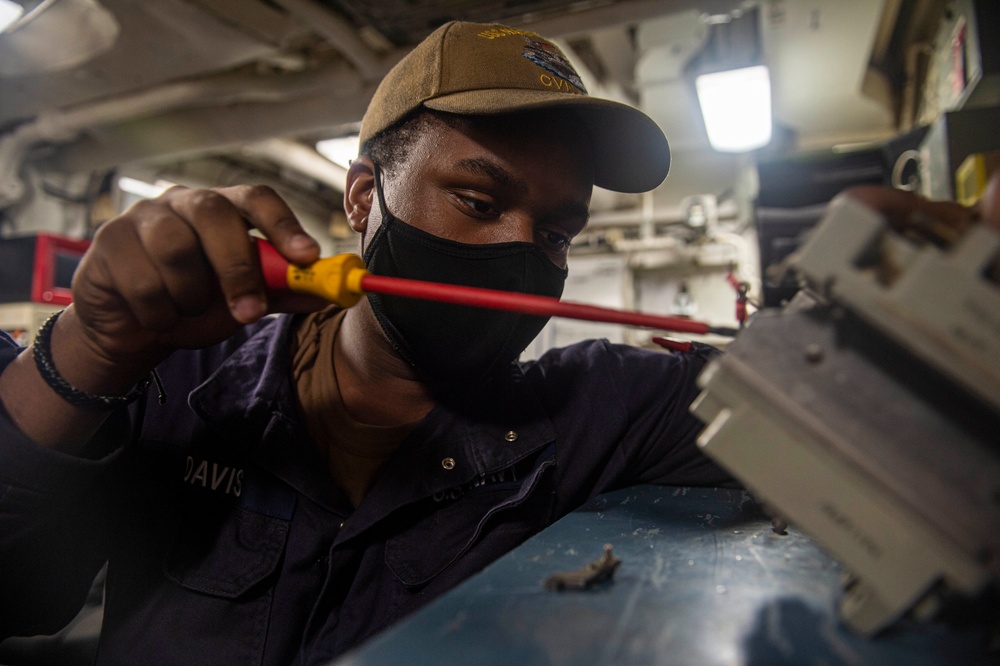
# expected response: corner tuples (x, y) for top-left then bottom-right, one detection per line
(345, 156), (376, 234)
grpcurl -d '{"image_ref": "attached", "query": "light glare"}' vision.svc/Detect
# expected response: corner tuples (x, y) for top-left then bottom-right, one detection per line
(0, 0), (24, 33)
(696, 65), (772, 153)
(118, 177), (175, 199)
(316, 135), (360, 169)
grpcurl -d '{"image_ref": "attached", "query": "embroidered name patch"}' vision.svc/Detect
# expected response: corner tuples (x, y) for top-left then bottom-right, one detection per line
(183, 455), (243, 497)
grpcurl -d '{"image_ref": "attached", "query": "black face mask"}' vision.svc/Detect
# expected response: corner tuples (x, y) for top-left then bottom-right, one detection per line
(362, 164), (568, 384)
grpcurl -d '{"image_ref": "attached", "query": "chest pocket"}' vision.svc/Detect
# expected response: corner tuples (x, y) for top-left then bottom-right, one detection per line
(165, 506), (289, 597)
(165, 474), (296, 598)
(385, 456), (555, 588)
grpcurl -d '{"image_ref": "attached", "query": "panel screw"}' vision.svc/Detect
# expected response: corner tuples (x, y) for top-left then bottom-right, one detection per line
(805, 343), (824, 364)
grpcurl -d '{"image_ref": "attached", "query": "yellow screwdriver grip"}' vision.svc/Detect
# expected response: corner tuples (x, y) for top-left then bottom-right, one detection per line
(285, 253), (369, 308)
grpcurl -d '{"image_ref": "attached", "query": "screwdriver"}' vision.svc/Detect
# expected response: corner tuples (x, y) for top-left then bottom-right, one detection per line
(256, 239), (737, 336)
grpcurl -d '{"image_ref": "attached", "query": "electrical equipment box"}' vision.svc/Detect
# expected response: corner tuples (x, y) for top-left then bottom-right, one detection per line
(692, 197), (1000, 636)
(0, 233), (90, 306)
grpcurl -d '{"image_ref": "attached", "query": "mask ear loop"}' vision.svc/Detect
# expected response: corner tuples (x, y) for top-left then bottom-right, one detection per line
(363, 162), (392, 264)
(372, 162), (391, 216)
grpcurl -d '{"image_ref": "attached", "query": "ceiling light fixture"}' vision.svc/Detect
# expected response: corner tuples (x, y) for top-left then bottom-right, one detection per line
(0, 0), (24, 33)
(695, 65), (772, 153)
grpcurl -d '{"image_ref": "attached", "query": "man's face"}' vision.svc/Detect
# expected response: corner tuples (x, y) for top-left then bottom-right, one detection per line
(368, 111), (595, 269)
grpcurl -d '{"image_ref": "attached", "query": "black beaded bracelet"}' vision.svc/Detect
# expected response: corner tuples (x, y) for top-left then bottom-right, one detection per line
(32, 310), (165, 411)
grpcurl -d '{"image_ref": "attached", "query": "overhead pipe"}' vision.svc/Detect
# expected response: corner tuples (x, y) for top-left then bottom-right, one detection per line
(36, 79), (379, 175)
(271, 0), (388, 81)
(0, 61), (371, 207)
(0, 0), (404, 209)
(241, 137), (350, 191)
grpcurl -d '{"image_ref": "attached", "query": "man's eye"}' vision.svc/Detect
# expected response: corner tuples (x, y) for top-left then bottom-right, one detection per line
(455, 193), (499, 217)
(541, 230), (572, 251)
(470, 199), (495, 214)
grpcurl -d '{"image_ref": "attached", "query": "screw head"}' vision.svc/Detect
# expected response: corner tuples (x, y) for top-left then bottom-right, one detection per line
(805, 343), (824, 364)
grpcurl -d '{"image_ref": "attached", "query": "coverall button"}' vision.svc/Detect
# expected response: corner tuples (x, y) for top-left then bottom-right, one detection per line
(505, 430), (518, 442)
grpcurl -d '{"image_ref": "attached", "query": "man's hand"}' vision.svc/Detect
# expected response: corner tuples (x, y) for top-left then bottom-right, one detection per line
(0, 184), (321, 451)
(70, 184), (321, 369)
(841, 172), (1000, 235)
(974, 171), (1000, 237)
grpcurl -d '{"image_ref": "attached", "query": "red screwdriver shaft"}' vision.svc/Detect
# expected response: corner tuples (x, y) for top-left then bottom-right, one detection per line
(360, 274), (712, 335)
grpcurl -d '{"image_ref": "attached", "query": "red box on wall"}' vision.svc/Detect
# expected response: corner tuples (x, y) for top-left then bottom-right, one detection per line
(0, 233), (91, 306)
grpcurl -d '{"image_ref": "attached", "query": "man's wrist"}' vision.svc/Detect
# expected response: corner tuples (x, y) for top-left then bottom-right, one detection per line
(34, 310), (160, 411)
(49, 305), (165, 398)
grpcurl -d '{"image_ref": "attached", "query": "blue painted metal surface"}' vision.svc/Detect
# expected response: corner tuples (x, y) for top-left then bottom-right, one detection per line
(335, 486), (997, 665)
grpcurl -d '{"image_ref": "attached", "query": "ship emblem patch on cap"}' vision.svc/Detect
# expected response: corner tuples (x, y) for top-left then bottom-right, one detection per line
(521, 37), (587, 94)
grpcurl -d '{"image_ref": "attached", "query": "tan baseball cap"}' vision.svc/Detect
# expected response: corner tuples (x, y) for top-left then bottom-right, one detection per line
(359, 21), (670, 193)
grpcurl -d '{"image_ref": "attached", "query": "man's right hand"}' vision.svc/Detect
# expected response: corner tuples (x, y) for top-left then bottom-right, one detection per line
(71, 184), (321, 370)
(0, 184), (321, 451)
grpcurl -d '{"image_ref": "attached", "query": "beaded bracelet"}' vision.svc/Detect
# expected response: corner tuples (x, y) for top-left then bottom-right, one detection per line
(32, 310), (165, 411)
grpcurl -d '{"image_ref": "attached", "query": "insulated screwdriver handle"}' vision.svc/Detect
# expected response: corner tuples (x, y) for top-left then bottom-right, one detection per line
(256, 239), (718, 335)
(257, 238), (368, 308)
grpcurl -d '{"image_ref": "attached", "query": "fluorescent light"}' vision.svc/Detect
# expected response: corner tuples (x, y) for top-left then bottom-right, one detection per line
(118, 177), (175, 199)
(316, 135), (359, 169)
(0, 0), (23, 33)
(695, 65), (772, 153)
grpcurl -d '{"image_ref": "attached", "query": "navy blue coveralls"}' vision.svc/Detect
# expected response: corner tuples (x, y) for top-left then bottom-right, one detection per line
(0, 314), (731, 664)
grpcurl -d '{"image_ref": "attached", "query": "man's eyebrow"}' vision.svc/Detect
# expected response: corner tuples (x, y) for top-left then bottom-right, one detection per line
(455, 157), (526, 193)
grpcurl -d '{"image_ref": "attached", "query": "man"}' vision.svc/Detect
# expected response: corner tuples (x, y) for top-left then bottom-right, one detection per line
(0, 19), (991, 665)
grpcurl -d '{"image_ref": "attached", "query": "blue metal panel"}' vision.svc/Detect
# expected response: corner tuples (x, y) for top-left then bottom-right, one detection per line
(335, 486), (996, 665)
